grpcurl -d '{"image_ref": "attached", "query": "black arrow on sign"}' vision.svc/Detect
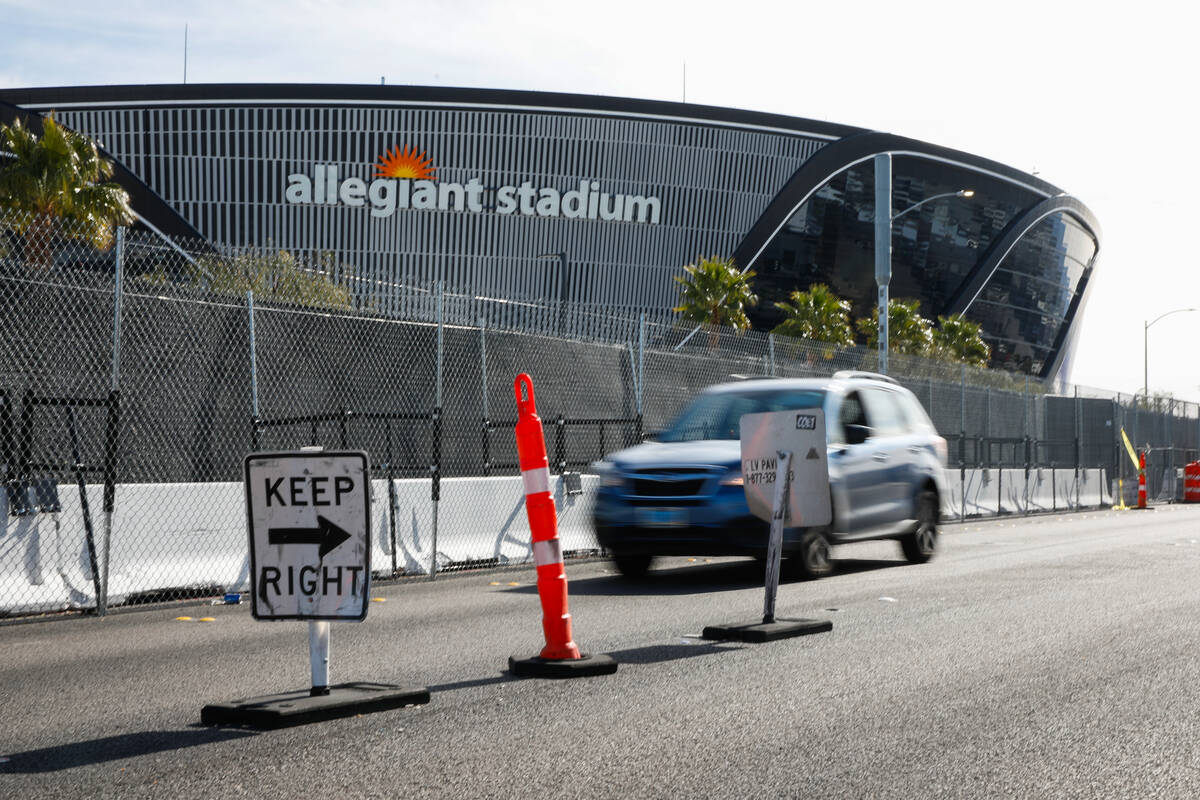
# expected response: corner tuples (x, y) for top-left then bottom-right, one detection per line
(268, 515), (352, 558)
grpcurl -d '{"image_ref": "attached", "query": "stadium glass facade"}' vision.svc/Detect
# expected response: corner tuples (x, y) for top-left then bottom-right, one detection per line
(0, 84), (1099, 379)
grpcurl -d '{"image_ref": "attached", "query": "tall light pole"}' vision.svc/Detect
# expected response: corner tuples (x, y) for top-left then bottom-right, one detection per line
(1144, 307), (1197, 402)
(874, 152), (973, 374)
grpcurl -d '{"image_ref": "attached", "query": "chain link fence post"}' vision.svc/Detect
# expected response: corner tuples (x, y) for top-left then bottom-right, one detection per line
(247, 291), (261, 450)
(960, 363), (966, 521)
(430, 281), (444, 581)
(1023, 375), (1030, 514)
(1080, 386), (1089, 510)
(637, 314), (645, 441)
(480, 317), (489, 476)
(97, 226), (126, 617)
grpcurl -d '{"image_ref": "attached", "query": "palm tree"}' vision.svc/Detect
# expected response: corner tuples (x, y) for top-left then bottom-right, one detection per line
(0, 113), (134, 270)
(771, 283), (855, 346)
(931, 314), (991, 367)
(673, 255), (757, 330)
(855, 298), (934, 356)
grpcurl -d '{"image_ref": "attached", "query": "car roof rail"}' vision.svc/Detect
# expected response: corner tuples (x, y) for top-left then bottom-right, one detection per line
(831, 370), (901, 386)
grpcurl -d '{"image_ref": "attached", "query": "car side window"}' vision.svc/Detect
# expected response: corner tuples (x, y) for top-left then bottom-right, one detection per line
(860, 388), (908, 437)
(896, 391), (933, 431)
(832, 391), (869, 444)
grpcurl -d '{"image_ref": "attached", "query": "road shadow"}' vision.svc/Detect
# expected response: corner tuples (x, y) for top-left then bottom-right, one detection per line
(426, 673), (521, 693)
(508, 559), (769, 597)
(0, 726), (256, 773)
(508, 555), (910, 597)
(831, 558), (909, 576)
(606, 641), (743, 664)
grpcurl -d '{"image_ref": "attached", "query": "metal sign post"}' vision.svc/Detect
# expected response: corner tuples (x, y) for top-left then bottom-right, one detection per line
(762, 450), (792, 625)
(201, 449), (428, 727)
(703, 408), (834, 643)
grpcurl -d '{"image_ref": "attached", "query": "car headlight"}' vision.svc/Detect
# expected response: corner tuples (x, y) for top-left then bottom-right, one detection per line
(591, 461), (625, 488)
(719, 470), (744, 487)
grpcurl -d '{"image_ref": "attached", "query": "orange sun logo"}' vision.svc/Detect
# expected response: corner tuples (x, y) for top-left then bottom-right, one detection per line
(374, 145), (436, 180)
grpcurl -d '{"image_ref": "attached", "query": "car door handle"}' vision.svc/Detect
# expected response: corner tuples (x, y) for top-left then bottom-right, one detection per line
(907, 445), (924, 454)
(872, 452), (888, 462)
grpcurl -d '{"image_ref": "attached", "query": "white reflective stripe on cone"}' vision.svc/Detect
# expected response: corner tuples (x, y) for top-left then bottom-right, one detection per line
(533, 539), (563, 567)
(522, 467), (551, 497)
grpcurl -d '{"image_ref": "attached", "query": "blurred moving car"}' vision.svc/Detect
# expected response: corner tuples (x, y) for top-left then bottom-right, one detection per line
(591, 371), (948, 578)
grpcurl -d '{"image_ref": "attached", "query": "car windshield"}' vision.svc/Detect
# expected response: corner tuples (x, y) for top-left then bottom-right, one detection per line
(657, 388), (826, 442)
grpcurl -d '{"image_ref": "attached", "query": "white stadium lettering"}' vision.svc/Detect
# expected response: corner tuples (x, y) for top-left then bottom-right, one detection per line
(285, 163), (663, 225)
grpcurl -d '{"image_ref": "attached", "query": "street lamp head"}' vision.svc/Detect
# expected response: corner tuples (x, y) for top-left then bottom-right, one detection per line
(958, 189), (975, 198)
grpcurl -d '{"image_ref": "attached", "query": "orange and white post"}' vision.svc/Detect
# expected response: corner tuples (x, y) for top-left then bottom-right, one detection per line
(1138, 451), (1148, 510)
(508, 373), (617, 678)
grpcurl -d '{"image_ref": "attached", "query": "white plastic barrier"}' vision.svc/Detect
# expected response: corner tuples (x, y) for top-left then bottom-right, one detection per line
(0, 468), (1117, 615)
(1026, 468), (1056, 512)
(962, 468), (999, 517)
(1078, 468), (1109, 508)
(941, 469), (964, 521)
(1, 474), (602, 614)
(1053, 469), (1079, 510)
(383, 475), (600, 576)
(0, 483), (126, 615)
(998, 469), (1027, 515)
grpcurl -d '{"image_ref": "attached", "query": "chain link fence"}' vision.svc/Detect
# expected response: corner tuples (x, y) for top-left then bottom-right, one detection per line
(2, 210), (1198, 617)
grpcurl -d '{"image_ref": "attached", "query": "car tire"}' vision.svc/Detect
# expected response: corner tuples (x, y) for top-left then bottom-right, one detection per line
(901, 489), (939, 564)
(793, 529), (833, 580)
(612, 552), (653, 578)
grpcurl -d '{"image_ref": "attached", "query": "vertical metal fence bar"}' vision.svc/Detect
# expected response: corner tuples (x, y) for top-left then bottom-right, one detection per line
(67, 406), (103, 613)
(1080, 386), (1089, 510)
(110, 228), (125, 392)
(960, 364), (966, 521)
(1023, 376), (1030, 515)
(555, 416), (565, 474)
(99, 228), (126, 617)
(386, 419), (397, 576)
(481, 318), (489, 476)
(638, 313), (645, 416)
(984, 389), (991, 470)
(1169, 398), (1176, 501)
(247, 291), (261, 450)
(430, 281), (443, 580)
(0, 391), (11, 494)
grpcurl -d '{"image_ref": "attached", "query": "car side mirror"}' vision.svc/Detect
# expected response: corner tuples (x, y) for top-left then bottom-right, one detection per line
(844, 424), (872, 445)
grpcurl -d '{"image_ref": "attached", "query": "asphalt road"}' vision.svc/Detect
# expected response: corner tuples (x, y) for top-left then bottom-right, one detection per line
(3, 505), (1200, 799)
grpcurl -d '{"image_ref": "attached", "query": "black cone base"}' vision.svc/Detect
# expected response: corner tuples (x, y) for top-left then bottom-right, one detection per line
(702, 617), (833, 643)
(508, 652), (618, 679)
(201, 681), (429, 729)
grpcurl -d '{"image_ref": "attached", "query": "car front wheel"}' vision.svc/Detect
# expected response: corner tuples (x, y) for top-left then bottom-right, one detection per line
(901, 489), (938, 563)
(793, 529), (832, 580)
(612, 551), (653, 578)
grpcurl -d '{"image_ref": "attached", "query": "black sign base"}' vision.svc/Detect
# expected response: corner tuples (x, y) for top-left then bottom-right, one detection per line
(701, 617), (833, 643)
(201, 681), (429, 729)
(508, 653), (618, 679)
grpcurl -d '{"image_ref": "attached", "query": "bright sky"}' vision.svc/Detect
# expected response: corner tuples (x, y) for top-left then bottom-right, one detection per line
(3, 0), (1198, 401)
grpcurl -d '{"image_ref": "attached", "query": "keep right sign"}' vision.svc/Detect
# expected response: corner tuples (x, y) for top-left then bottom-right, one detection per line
(245, 450), (372, 621)
(739, 409), (831, 527)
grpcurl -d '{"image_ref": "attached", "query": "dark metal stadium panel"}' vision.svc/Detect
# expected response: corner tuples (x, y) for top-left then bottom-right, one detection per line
(731, 131), (1061, 273)
(0, 100), (207, 243)
(941, 194), (1101, 318)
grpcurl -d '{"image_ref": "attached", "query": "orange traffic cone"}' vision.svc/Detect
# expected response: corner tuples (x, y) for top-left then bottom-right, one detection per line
(1137, 452), (1148, 510)
(507, 373), (617, 679)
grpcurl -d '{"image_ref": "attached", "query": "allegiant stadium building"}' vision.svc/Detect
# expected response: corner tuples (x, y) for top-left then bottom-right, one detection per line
(0, 84), (1100, 379)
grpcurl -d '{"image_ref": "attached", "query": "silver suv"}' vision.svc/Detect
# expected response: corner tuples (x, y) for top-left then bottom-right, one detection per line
(592, 371), (948, 578)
